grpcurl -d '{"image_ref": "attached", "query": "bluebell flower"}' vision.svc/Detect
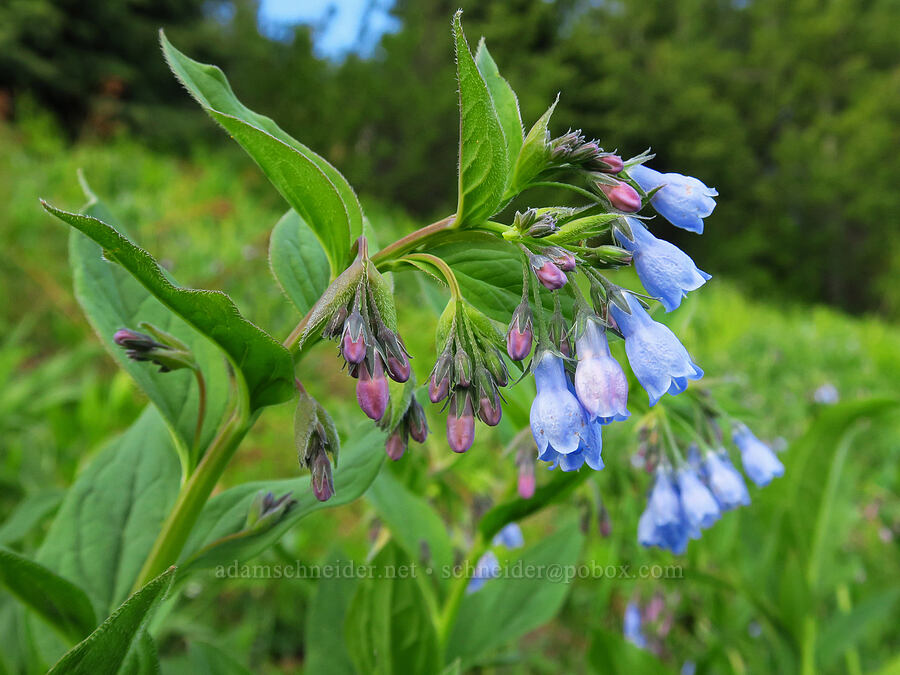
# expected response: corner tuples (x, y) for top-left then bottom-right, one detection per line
(616, 217), (711, 312)
(676, 466), (720, 538)
(493, 523), (524, 549)
(530, 350), (589, 456)
(628, 164), (718, 234)
(574, 320), (630, 423)
(624, 602), (647, 649)
(467, 551), (500, 594)
(638, 467), (689, 554)
(702, 450), (751, 510)
(538, 408), (605, 472)
(608, 294), (703, 406)
(732, 424), (784, 487)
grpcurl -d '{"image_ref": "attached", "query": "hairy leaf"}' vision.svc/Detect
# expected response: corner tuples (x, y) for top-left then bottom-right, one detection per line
(43, 201), (295, 412)
(475, 39), (523, 191)
(511, 96), (558, 194)
(453, 11), (509, 226)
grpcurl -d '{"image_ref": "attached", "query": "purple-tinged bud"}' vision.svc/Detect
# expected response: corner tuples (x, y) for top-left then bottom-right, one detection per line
(531, 255), (567, 290)
(310, 447), (335, 502)
(594, 154), (624, 174)
(429, 374), (449, 403)
(454, 351), (473, 387)
(356, 357), (389, 421)
(447, 393), (475, 453)
(599, 180), (642, 213)
(513, 208), (538, 232)
(477, 391), (502, 427)
(113, 328), (162, 352)
(385, 429), (408, 461)
(386, 354), (411, 383)
(506, 303), (533, 362)
(484, 349), (509, 387)
(550, 249), (576, 272)
(341, 309), (367, 364)
(407, 400), (429, 443)
(516, 447), (536, 499)
(323, 305), (349, 339)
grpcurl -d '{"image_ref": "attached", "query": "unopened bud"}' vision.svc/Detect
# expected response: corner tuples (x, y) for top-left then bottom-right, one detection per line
(477, 390), (502, 427)
(113, 325), (195, 373)
(599, 180), (642, 212)
(341, 309), (367, 364)
(592, 153), (624, 174)
(447, 392), (475, 453)
(407, 400), (429, 443)
(385, 429), (408, 461)
(323, 305), (349, 339)
(547, 248), (576, 272)
(386, 354), (411, 383)
(506, 301), (533, 362)
(484, 349), (509, 387)
(513, 208), (538, 232)
(245, 490), (296, 531)
(585, 245), (633, 267)
(311, 447), (335, 501)
(531, 255), (567, 290)
(516, 445), (536, 499)
(429, 349), (452, 403)
(454, 350), (473, 387)
(356, 356), (389, 421)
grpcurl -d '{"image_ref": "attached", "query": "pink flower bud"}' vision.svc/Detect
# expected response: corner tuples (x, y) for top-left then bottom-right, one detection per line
(356, 357), (389, 421)
(311, 448), (335, 502)
(533, 258), (567, 290)
(552, 250), (576, 272)
(407, 401), (429, 443)
(446, 395), (475, 453)
(597, 154), (624, 174)
(518, 472), (535, 499)
(341, 310), (367, 364)
(429, 374), (449, 403)
(385, 430), (407, 461)
(599, 180), (642, 212)
(477, 393), (502, 427)
(506, 323), (533, 361)
(386, 354), (411, 383)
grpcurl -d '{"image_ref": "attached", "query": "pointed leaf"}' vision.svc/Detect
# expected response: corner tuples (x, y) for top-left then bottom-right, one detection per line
(453, 11), (509, 226)
(269, 209), (331, 317)
(47, 567), (175, 675)
(0, 490), (64, 546)
(42, 201), (295, 412)
(160, 32), (362, 272)
(511, 96), (558, 193)
(0, 547), (96, 644)
(475, 39), (523, 186)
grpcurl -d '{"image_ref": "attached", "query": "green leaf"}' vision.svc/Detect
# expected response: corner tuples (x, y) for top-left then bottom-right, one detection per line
(160, 32), (362, 273)
(208, 111), (351, 276)
(453, 11), (509, 226)
(474, 39), (523, 191)
(269, 209), (331, 317)
(47, 567), (175, 675)
(304, 552), (358, 675)
(0, 547), (96, 644)
(344, 543), (440, 675)
(511, 96), (558, 193)
(0, 489), (63, 546)
(69, 187), (230, 455)
(119, 631), (160, 675)
(366, 470), (454, 592)
(478, 470), (590, 542)
(37, 407), (181, 616)
(588, 628), (676, 675)
(816, 588), (900, 669)
(42, 201), (295, 413)
(177, 428), (385, 575)
(446, 520), (584, 665)
(162, 641), (252, 675)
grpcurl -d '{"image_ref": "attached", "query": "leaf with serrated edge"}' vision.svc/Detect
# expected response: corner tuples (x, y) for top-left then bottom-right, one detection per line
(42, 201), (295, 412)
(453, 11), (509, 227)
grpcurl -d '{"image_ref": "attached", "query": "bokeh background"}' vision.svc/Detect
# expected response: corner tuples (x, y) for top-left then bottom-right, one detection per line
(1, 1), (899, 673)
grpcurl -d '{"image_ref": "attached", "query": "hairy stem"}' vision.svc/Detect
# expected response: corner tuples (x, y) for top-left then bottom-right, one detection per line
(133, 410), (251, 590)
(192, 367), (207, 456)
(370, 214), (456, 265)
(403, 252), (462, 300)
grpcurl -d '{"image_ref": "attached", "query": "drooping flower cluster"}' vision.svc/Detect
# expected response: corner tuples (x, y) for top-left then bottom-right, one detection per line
(638, 421), (784, 554)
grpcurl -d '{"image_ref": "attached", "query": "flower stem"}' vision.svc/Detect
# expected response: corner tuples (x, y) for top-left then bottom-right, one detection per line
(132, 410), (251, 591)
(370, 215), (456, 265)
(402, 252), (462, 300)
(191, 367), (207, 455)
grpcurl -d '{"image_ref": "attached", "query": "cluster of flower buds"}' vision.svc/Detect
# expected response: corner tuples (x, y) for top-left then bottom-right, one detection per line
(512, 208), (559, 238)
(244, 490), (296, 532)
(548, 129), (624, 174)
(429, 303), (508, 453)
(113, 323), (196, 373)
(638, 420), (784, 554)
(294, 384), (340, 502)
(378, 392), (429, 461)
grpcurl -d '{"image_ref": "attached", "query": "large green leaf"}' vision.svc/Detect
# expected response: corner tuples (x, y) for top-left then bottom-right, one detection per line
(475, 39), (523, 190)
(816, 588), (900, 669)
(588, 628), (676, 675)
(268, 209), (331, 317)
(160, 33), (362, 273)
(69, 188), (230, 455)
(366, 469), (454, 593)
(47, 567), (175, 675)
(344, 543), (440, 675)
(446, 520), (584, 666)
(37, 407), (181, 616)
(0, 547), (95, 644)
(177, 428), (385, 575)
(453, 11), (509, 227)
(303, 552), (358, 675)
(43, 201), (295, 413)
